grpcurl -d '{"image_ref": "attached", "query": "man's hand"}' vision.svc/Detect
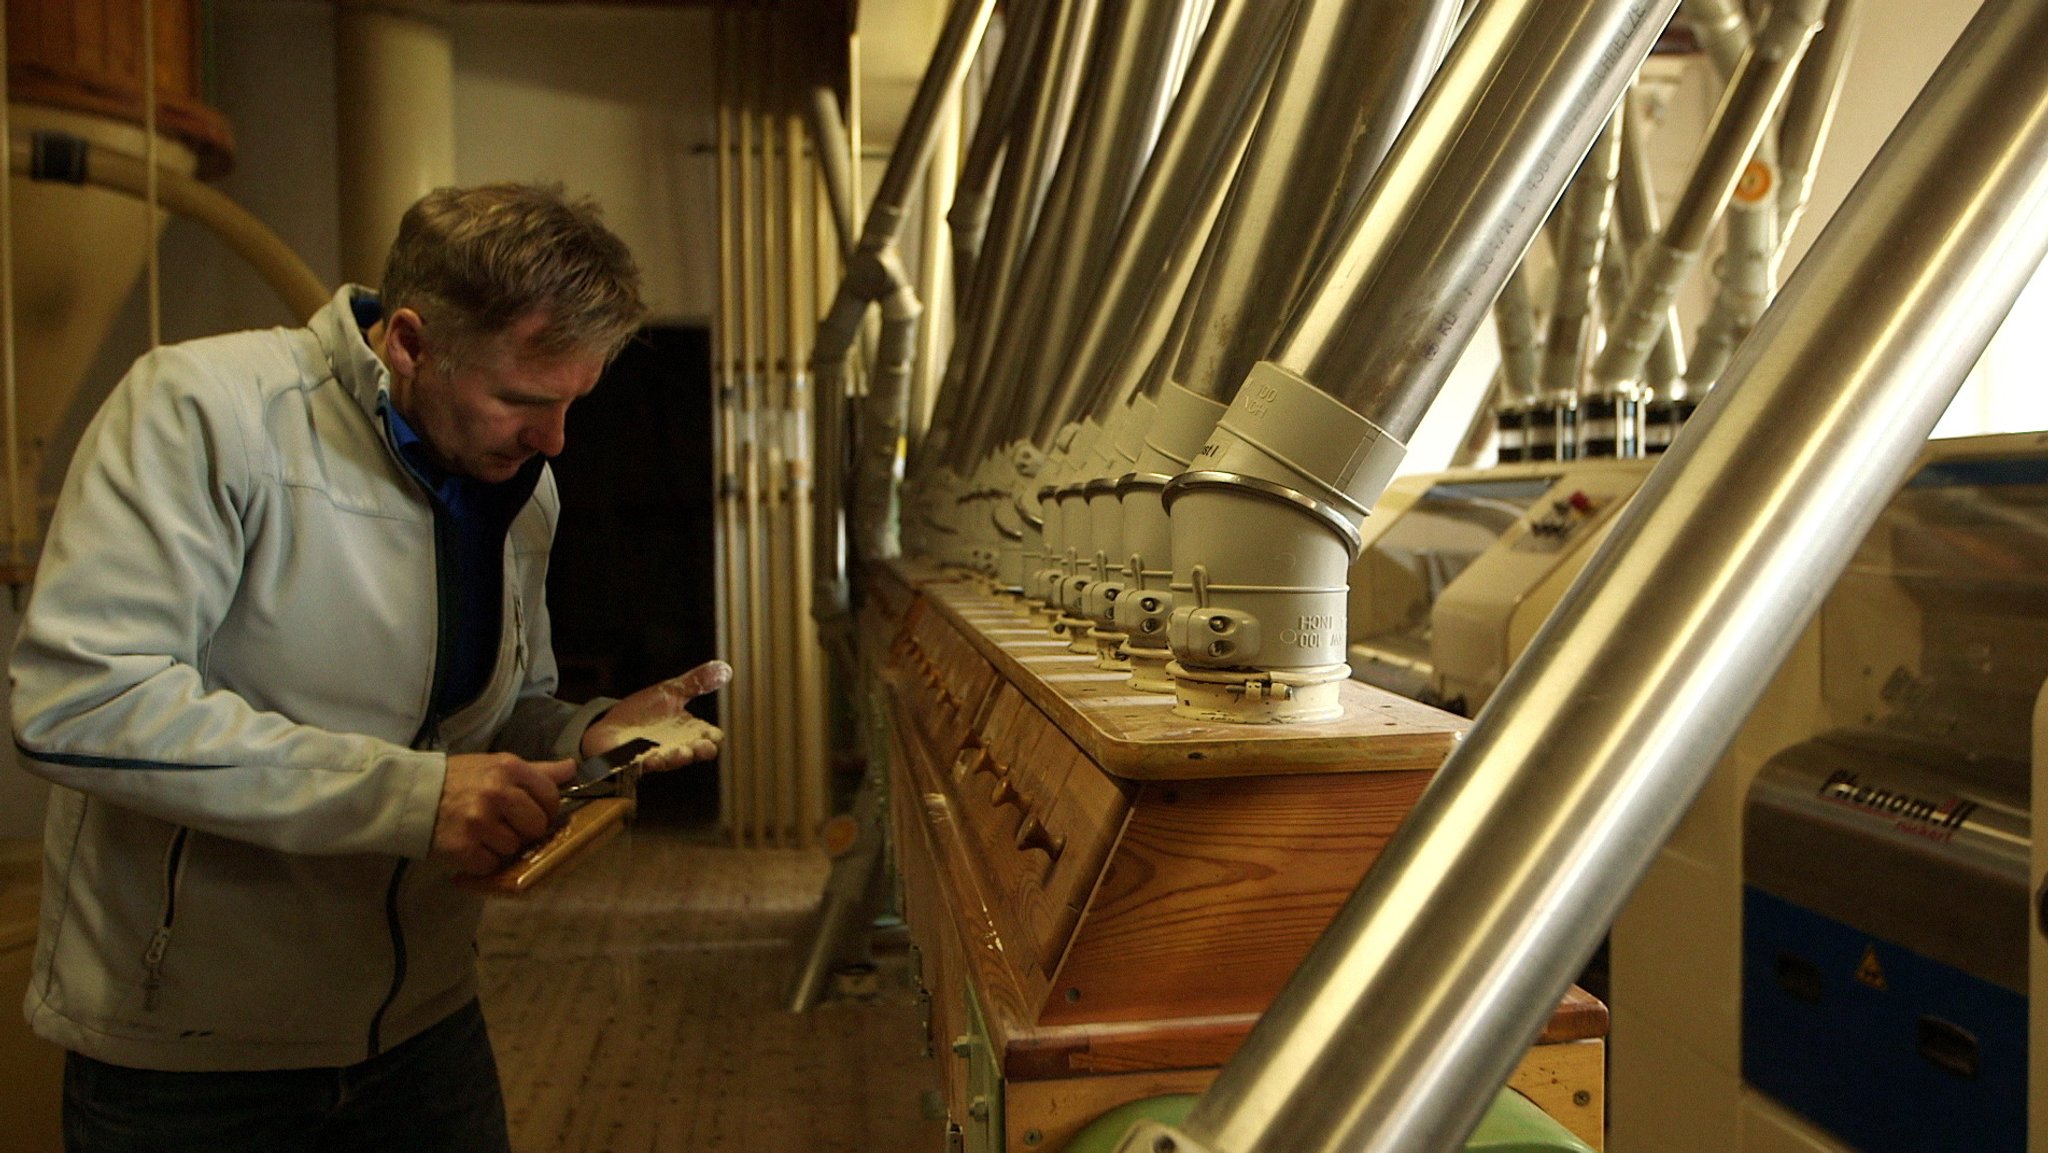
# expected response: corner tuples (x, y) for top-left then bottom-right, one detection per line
(580, 659), (732, 772)
(432, 752), (578, 875)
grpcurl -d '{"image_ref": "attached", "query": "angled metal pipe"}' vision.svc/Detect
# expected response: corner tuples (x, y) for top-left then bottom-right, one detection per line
(1686, 156), (1778, 388)
(920, 3), (1054, 472)
(947, 0), (1046, 300)
(1124, 0), (2048, 1146)
(981, 2), (1195, 451)
(1775, 0), (1860, 255)
(1033, 0), (1298, 442)
(1491, 259), (1542, 405)
(1269, 0), (1674, 436)
(1007, 0), (1210, 443)
(944, 0), (1100, 470)
(1542, 113), (1620, 399)
(1173, 0), (1462, 406)
(809, 0), (998, 564)
(1589, 0), (1826, 394)
(1684, 0), (1749, 79)
(803, 85), (858, 260)
(1159, 0), (1676, 721)
(1610, 99), (1686, 391)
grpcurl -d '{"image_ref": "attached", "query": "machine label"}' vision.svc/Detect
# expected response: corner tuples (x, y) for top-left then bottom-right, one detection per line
(1815, 769), (1977, 840)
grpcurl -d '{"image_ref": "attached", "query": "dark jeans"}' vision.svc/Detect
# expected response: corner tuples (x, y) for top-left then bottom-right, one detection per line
(62, 999), (511, 1153)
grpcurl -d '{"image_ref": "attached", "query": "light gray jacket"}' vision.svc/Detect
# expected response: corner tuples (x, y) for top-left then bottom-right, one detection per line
(11, 287), (605, 1070)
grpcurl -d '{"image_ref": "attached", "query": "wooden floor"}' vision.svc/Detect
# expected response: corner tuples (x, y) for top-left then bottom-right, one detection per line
(478, 817), (945, 1152)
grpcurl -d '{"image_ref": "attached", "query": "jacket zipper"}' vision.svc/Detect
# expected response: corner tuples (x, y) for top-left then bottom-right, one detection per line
(381, 404), (448, 1058)
(141, 827), (191, 1010)
(365, 859), (410, 1057)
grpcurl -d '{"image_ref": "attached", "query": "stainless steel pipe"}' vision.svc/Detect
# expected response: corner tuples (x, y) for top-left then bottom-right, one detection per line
(1007, 0), (1211, 444)
(947, 0), (1099, 469)
(1543, 115), (1620, 398)
(1137, 0), (2048, 1146)
(1033, 0), (1297, 440)
(1590, 0), (1825, 394)
(947, 0), (1044, 300)
(1270, 0), (1680, 441)
(810, 0), (998, 562)
(1173, 0), (1461, 406)
(1611, 100), (1686, 391)
(1775, 0), (1860, 255)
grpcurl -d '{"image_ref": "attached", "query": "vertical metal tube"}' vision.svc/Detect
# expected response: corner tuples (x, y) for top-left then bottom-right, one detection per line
(742, 8), (771, 848)
(0, 9), (19, 569)
(1174, 0), (1462, 405)
(788, 61), (826, 849)
(1589, 0), (1826, 394)
(1148, 0), (2048, 1146)
(713, 4), (744, 840)
(764, 16), (796, 845)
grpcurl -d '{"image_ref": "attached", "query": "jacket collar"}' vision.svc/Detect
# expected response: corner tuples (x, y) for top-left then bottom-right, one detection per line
(310, 283), (393, 422)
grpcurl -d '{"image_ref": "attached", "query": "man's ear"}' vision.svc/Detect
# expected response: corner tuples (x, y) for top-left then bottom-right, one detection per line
(383, 308), (429, 380)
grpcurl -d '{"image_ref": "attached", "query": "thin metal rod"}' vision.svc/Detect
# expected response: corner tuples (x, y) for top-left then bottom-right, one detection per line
(0, 7), (17, 569)
(1172, 0), (2048, 1147)
(712, 2), (742, 839)
(742, 6), (771, 848)
(787, 62), (826, 847)
(764, 22), (795, 844)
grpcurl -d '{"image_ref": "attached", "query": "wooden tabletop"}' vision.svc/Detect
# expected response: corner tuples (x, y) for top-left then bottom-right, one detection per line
(924, 581), (1469, 781)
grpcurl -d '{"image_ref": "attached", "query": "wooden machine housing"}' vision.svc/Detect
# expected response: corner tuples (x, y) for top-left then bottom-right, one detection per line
(869, 561), (1609, 1152)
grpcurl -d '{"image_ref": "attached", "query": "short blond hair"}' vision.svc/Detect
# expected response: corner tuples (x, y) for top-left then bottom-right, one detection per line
(380, 182), (645, 368)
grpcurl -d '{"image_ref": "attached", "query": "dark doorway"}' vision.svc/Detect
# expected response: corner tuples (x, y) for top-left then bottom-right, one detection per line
(547, 323), (721, 822)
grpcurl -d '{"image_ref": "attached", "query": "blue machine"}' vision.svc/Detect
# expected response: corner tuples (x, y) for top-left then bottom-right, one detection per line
(1740, 454), (2048, 1153)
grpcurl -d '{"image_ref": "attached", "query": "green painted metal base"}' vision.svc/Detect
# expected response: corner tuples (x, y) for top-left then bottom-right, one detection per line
(1062, 1086), (1594, 1153)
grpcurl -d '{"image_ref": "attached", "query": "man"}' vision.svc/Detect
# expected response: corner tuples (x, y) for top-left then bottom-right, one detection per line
(10, 182), (725, 1151)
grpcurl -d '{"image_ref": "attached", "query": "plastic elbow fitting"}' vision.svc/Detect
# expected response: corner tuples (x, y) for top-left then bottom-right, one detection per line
(1162, 361), (1407, 722)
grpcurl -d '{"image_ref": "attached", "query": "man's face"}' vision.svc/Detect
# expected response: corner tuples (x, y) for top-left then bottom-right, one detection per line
(391, 310), (605, 483)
